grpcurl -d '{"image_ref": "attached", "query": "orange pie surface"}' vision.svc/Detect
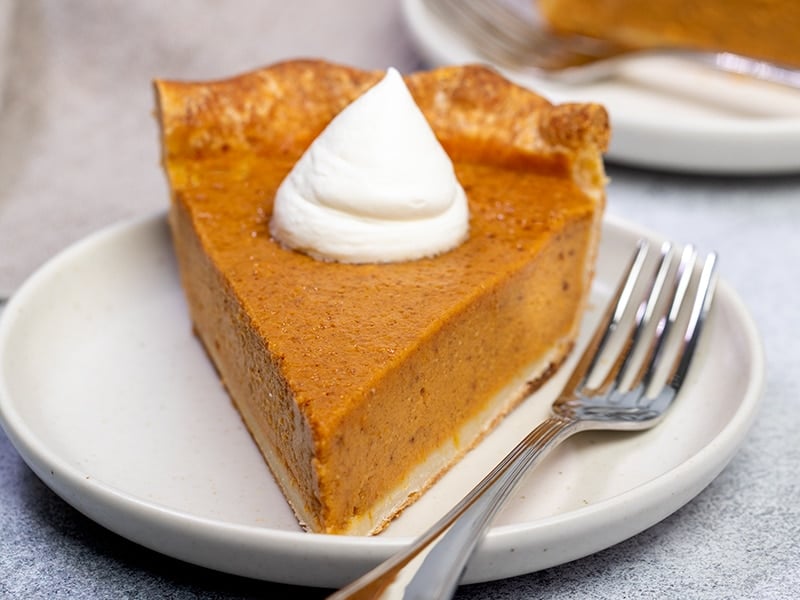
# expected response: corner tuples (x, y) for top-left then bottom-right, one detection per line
(154, 60), (609, 535)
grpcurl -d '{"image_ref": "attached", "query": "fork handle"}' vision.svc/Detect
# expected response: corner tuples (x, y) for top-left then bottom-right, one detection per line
(328, 414), (581, 600)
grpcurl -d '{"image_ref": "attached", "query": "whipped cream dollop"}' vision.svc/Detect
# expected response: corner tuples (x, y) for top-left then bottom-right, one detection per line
(269, 67), (469, 263)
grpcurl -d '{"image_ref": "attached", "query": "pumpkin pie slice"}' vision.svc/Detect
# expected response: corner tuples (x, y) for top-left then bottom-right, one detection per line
(154, 60), (609, 535)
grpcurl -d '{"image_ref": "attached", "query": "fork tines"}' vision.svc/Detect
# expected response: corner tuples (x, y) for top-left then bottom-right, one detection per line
(422, 0), (628, 71)
(573, 240), (718, 410)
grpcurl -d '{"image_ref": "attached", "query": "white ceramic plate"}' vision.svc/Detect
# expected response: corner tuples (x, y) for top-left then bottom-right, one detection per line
(0, 213), (764, 588)
(402, 0), (800, 174)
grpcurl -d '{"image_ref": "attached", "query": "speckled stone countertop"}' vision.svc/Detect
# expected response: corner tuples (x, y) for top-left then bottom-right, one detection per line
(1, 1), (799, 598)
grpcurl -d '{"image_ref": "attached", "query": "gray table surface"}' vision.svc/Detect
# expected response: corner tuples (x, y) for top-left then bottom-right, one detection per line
(1, 1), (799, 598)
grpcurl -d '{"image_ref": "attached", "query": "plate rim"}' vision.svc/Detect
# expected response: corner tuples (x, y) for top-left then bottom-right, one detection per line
(0, 212), (766, 586)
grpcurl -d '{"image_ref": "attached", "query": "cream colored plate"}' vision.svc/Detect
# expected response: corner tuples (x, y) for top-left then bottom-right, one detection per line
(0, 213), (764, 587)
(402, 0), (800, 174)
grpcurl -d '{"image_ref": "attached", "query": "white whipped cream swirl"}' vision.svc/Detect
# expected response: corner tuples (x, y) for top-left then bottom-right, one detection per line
(269, 67), (469, 263)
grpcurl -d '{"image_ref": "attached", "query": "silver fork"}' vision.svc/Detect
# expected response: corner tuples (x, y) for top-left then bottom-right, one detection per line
(329, 240), (718, 600)
(422, 0), (800, 89)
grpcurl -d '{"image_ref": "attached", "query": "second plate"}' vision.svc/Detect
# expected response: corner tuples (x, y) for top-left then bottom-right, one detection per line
(402, 0), (800, 174)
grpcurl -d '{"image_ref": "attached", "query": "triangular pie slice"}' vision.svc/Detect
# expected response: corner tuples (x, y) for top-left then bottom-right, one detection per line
(154, 60), (610, 535)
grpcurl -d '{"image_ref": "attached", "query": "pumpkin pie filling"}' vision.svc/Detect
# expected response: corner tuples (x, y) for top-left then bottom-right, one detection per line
(538, 0), (800, 67)
(156, 60), (609, 535)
